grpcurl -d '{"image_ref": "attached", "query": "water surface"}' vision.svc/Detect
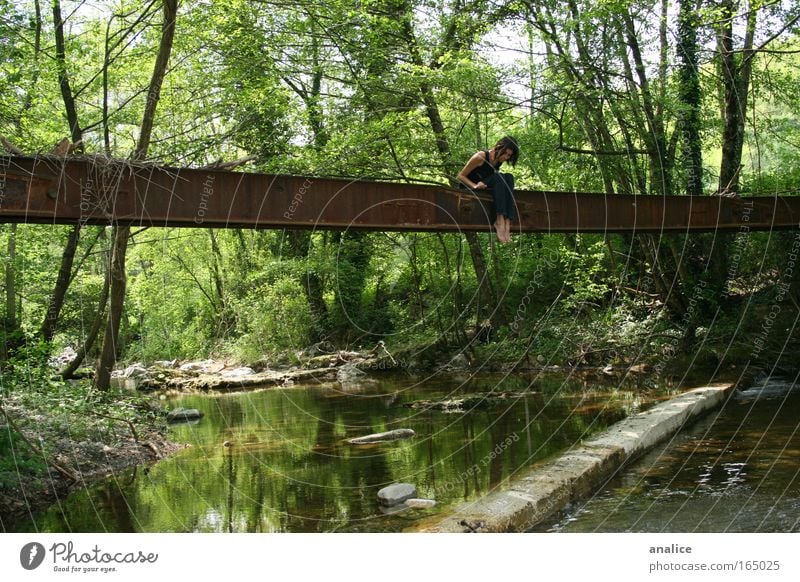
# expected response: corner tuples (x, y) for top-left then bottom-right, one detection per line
(533, 376), (800, 532)
(20, 372), (656, 532)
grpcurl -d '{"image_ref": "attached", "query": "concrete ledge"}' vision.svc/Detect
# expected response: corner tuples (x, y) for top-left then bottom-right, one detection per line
(411, 383), (734, 533)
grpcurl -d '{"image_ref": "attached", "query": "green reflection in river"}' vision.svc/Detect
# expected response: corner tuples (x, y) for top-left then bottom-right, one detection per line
(25, 372), (655, 532)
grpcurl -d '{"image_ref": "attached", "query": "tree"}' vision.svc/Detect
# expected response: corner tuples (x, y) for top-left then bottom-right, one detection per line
(95, 0), (178, 390)
(677, 0), (703, 196)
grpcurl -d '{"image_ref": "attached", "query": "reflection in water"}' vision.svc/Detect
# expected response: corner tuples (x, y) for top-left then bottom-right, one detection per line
(22, 373), (658, 532)
(534, 376), (800, 532)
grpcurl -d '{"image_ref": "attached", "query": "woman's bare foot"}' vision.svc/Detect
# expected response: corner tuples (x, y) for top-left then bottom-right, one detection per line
(496, 216), (510, 243)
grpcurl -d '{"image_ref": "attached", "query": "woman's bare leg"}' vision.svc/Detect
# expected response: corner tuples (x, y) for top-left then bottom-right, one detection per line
(501, 216), (511, 243)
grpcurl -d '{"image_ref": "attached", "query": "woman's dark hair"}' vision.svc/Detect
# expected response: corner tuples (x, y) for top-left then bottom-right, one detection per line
(492, 136), (520, 166)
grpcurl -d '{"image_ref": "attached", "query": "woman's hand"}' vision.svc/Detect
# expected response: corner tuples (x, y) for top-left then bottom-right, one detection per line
(474, 181), (487, 189)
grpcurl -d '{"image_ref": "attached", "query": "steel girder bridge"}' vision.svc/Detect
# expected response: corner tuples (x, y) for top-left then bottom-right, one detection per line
(2, 155), (798, 233)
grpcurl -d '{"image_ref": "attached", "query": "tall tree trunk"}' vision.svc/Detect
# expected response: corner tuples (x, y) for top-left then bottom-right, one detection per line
(94, 0), (178, 390)
(41, 226), (81, 342)
(5, 225), (17, 334)
(399, 7), (499, 330)
(2, 225), (19, 360)
(94, 226), (130, 389)
(707, 2), (757, 297)
(41, 1), (85, 344)
(718, 0), (756, 195)
(52, 0), (82, 145)
(677, 0), (703, 196)
(620, 12), (672, 196)
(133, 0), (178, 163)
(209, 230), (231, 335)
(465, 232), (498, 326)
(280, 22), (329, 340)
(15, 0), (42, 133)
(331, 231), (371, 342)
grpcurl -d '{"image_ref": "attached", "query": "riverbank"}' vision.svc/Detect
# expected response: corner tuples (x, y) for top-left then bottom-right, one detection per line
(0, 379), (181, 530)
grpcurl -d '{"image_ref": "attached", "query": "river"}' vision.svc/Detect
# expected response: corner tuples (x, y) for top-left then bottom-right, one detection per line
(532, 374), (800, 532)
(17, 372), (800, 533)
(18, 371), (656, 532)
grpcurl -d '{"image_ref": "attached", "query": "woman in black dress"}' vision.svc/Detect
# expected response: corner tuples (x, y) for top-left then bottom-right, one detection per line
(457, 136), (520, 243)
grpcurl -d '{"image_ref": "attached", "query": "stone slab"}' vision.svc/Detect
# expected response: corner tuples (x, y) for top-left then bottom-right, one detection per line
(411, 383), (733, 532)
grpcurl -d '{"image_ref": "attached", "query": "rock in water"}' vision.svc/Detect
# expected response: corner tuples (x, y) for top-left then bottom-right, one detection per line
(167, 408), (204, 422)
(347, 428), (415, 444)
(337, 364), (366, 384)
(404, 498), (436, 509)
(377, 483), (417, 507)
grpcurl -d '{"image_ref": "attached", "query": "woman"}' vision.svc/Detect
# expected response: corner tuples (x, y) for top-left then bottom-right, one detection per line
(457, 136), (520, 243)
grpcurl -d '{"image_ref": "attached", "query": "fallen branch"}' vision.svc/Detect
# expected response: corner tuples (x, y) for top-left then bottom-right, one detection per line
(88, 411), (139, 442)
(142, 441), (161, 459)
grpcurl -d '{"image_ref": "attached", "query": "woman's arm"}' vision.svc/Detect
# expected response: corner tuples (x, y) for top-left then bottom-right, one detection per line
(457, 152), (488, 189)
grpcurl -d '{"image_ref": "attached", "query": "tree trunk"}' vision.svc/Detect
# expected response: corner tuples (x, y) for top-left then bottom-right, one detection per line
(718, 0), (756, 195)
(61, 247), (111, 379)
(94, 226), (130, 389)
(399, 9), (500, 331)
(40, 226), (81, 342)
(2, 225), (19, 360)
(620, 12), (672, 196)
(707, 2), (757, 297)
(677, 0), (703, 196)
(465, 232), (497, 326)
(41, 0), (85, 345)
(5, 225), (17, 333)
(209, 229), (234, 337)
(133, 0), (178, 163)
(331, 231), (371, 342)
(52, 0), (82, 145)
(94, 0), (178, 390)
(283, 230), (328, 342)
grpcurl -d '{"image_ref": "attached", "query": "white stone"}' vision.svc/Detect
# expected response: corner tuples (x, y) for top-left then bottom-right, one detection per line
(405, 498), (436, 509)
(123, 363), (149, 378)
(348, 429), (415, 444)
(179, 359), (214, 372)
(377, 483), (417, 507)
(221, 366), (256, 377)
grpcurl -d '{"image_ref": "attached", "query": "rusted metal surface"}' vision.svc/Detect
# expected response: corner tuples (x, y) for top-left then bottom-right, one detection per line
(1, 155), (798, 232)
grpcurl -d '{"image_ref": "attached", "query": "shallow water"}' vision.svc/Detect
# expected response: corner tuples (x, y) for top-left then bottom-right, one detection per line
(532, 375), (800, 532)
(17, 372), (655, 533)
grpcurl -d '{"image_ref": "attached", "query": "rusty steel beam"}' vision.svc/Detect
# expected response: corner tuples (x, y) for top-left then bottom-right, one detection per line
(1, 155), (799, 233)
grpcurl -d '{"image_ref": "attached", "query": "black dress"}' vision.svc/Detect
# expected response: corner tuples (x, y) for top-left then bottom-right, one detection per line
(463, 150), (517, 221)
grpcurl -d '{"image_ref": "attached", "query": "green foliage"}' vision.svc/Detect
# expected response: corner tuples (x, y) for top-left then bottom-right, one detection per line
(558, 236), (613, 310)
(0, 427), (47, 488)
(229, 276), (313, 362)
(2, 0), (800, 375)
